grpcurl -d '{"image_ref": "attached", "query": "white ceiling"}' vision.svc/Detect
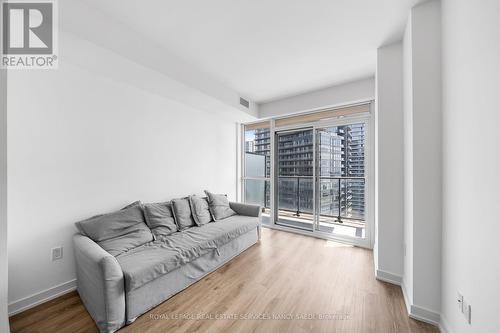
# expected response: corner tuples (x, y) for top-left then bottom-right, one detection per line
(82, 0), (423, 103)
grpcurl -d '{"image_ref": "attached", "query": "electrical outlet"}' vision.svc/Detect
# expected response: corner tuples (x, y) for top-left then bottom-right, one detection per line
(463, 301), (471, 324)
(458, 292), (472, 325)
(51, 246), (63, 261)
(457, 292), (463, 312)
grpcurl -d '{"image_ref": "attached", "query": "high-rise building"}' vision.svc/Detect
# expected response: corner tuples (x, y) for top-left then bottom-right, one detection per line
(253, 128), (271, 207)
(254, 128), (271, 176)
(245, 141), (255, 153)
(277, 129), (314, 214)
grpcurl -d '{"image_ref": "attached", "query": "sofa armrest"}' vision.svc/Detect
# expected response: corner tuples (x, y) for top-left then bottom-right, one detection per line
(229, 202), (261, 218)
(73, 234), (125, 333)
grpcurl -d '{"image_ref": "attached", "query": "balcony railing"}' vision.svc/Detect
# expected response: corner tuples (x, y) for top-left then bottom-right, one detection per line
(277, 175), (365, 223)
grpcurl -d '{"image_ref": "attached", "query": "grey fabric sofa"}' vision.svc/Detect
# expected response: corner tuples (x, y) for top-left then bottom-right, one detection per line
(73, 201), (261, 333)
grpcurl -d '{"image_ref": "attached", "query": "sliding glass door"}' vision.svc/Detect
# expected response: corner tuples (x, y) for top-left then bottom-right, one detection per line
(315, 122), (367, 239)
(272, 119), (369, 244)
(242, 104), (372, 247)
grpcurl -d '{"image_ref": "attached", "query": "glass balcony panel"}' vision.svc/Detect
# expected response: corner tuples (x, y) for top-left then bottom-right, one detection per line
(244, 127), (271, 177)
(244, 179), (270, 225)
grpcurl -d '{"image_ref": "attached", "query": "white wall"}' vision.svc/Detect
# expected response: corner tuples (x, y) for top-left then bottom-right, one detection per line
(6, 30), (254, 314)
(410, 0), (442, 315)
(258, 77), (374, 118)
(1, 66), (10, 331)
(441, 0), (500, 332)
(402, 15), (414, 305)
(375, 42), (404, 283)
(402, 0), (442, 322)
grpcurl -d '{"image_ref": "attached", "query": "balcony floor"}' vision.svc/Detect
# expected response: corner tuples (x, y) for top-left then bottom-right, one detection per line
(261, 210), (365, 238)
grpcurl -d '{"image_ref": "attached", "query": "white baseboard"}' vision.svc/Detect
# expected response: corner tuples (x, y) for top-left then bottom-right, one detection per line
(401, 281), (412, 314)
(409, 304), (441, 326)
(400, 282), (441, 326)
(8, 279), (76, 316)
(375, 269), (402, 285)
(376, 273), (444, 329)
(439, 315), (451, 333)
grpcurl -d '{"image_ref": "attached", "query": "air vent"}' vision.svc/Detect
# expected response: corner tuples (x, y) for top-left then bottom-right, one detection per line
(239, 97), (250, 108)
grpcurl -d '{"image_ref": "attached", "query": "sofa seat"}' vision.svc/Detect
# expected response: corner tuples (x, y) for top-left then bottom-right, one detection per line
(116, 215), (259, 292)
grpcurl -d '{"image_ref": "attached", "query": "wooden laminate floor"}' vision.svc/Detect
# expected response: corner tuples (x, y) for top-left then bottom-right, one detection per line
(10, 228), (439, 333)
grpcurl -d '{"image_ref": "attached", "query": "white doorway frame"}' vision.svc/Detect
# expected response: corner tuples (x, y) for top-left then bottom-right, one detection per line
(240, 102), (374, 249)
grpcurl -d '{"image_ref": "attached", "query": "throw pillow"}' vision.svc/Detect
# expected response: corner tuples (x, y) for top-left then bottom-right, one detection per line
(188, 195), (213, 225)
(171, 197), (196, 230)
(204, 190), (236, 221)
(75, 205), (153, 256)
(143, 201), (178, 237)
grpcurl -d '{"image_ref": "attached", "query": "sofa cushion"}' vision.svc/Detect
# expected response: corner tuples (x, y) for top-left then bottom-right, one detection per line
(116, 215), (259, 292)
(204, 191), (236, 221)
(188, 195), (212, 226)
(75, 205), (153, 256)
(171, 198), (196, 230)
(75, 201), (142, 235)
(143, 202), (178, 237)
